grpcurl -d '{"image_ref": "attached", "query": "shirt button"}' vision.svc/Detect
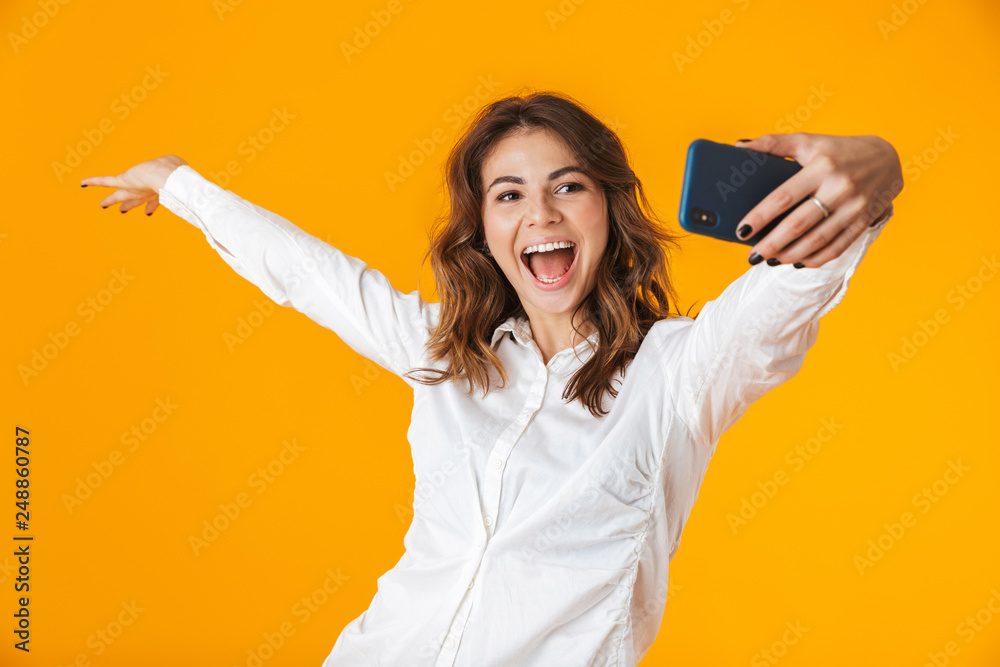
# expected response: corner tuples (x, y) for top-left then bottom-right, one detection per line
(484, 515), (494, 526)
(493, 458), (503, 469)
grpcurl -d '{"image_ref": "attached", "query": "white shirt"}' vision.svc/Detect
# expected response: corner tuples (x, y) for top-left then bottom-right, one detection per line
(158, 165), (892, 666)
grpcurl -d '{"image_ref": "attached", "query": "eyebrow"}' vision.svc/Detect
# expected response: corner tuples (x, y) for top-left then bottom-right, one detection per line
(485, 166), (588, 193)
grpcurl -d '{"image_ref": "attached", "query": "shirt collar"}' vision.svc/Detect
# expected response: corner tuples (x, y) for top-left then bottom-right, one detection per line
(490, 314), (601, 366)
(490, 313), (532, 347)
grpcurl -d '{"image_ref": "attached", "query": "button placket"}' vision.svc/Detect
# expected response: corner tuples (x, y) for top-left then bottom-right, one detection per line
(480, 362), (549, 538)
(434, 590), (477, 667)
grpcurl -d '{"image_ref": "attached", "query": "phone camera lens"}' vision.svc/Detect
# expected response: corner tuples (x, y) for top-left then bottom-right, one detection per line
(689, 207), (717, 228)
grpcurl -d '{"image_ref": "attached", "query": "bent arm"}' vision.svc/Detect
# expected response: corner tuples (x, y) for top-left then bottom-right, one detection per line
(157, 165), (437, 384)
(655, 205), (894, 447)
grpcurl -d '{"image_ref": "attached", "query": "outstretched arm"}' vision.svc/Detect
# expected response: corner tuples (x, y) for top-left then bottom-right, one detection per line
(656, 132), (903, 447)
(81, 157), (436, 385)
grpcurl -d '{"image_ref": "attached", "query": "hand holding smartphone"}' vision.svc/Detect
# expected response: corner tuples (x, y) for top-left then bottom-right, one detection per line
(678, 139), (812, 246)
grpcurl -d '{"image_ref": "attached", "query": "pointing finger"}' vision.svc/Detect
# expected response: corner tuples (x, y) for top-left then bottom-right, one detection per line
(79, 175), (124, 189)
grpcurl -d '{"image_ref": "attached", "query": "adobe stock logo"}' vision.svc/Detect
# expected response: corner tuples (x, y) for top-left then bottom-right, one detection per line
(8, 0), (72, 54)
(545, 0), (587, 30)
(232, 567), (350, 667)
(714, 147), (771, 203)
(53, 600), (145, 664)
(340, 0), (417, 64)
(384, 75), (502, 192)
(51, 66), (169, 182)
(877, 0), (931, 40)
(188, 438), (306, 556)
(62, 397), (179, 514)
(18, 268), (135, 385)
(921, 588), (1000, 667)
(671, 0), (753, 73)
(750, 620), (809, 667)
(727, 417), (843, 534)
(223, 299), (276, 353)
(207, 107), (297, 188)
(887, 255), (997, 372)
(852, 459), (970, 575)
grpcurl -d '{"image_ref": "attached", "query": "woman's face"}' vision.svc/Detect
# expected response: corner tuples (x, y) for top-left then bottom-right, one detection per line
(480, 127), (609, 321)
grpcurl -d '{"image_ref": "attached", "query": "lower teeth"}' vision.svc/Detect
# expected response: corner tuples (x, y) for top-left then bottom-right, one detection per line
(536, 273), (565, 283)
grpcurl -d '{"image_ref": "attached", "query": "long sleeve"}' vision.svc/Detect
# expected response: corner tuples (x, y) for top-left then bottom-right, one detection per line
(157, 165), (438, 385)
(655, 204), (894, 447)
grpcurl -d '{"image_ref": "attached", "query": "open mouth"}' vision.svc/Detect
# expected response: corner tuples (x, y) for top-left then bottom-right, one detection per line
(520, 243), (578, 288)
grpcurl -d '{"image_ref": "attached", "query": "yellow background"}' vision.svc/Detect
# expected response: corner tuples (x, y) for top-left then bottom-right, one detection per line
(3, 0), (999, 664)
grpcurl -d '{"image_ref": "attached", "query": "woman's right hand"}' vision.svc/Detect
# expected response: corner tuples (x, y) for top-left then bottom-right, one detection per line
(80, 155), (189, 215)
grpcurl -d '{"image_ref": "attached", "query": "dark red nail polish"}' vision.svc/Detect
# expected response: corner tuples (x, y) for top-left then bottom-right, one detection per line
(737, 224), (752, 239)
(748, 253), (763, 265)
(793, 262), (805, 269)
(766, 258), (781, 266)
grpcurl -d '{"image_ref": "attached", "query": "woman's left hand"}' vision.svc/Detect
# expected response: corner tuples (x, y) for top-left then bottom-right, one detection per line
(733, 132), (904, 268)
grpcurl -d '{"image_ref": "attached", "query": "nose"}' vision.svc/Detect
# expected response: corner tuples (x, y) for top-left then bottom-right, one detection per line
(524, 191), (562, 227)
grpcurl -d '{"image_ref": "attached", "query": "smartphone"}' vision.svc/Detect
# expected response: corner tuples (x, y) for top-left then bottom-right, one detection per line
(678, 139), (810, 245)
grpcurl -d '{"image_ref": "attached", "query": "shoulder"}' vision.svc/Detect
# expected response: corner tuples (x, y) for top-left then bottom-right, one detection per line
(637, 316), (699, 374)
(646, 315), (696, 346)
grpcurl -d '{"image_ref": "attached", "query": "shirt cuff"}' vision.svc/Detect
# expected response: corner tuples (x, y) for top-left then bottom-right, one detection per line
(785, 201), (894, 320)
(157, 164), (228, 228)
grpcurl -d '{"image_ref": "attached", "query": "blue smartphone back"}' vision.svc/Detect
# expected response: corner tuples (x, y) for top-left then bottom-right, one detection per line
(679, 139), (808, 246)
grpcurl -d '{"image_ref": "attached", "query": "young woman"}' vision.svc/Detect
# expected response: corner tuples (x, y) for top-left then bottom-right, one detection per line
(81, 91), (902, 667)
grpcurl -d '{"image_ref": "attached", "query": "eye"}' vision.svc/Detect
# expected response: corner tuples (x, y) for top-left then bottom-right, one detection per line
(495, 182), (584, 202)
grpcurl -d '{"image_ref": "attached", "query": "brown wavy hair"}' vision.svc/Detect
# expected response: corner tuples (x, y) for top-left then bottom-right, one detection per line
(404, 89), (690, 418)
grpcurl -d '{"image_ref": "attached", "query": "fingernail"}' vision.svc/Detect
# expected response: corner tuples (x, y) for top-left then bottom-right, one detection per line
(748, 253), (763, 265)
(120, 209), (127, 213)
(737, 224), (752, 239)
(793, 262), (805, 269)
(766, 258), (781, 266)
(146, 212), (152, 216)
(102, 205), (108, 209)
(737, 138), (753, 143)
(81, 184), (88, 187)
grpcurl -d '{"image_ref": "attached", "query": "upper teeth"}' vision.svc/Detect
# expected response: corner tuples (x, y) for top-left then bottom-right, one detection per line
(523, 241), (575, 255)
